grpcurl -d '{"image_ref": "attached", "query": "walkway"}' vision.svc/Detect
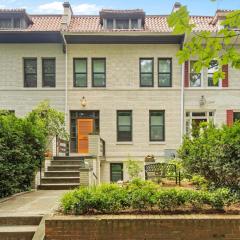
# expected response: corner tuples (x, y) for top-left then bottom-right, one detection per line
(0, 190), (67, 216)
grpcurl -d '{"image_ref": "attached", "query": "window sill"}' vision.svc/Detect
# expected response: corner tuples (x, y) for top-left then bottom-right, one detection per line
(116, 142), (133, 145)
(148, 142), (166, 145)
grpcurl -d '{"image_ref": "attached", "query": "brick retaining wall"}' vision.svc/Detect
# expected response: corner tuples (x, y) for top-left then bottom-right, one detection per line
(45, 215), (240, 240)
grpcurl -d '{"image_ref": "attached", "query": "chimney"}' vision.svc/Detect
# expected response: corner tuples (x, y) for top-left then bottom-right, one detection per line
(61, 2), (73, 30)
(172, 2), (181, 13)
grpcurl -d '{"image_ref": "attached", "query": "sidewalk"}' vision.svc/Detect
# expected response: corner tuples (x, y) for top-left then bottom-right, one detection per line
(0, 190), (67, 216)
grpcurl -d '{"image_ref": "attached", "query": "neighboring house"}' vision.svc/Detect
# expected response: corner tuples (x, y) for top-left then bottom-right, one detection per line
(0, 2), (239, 183)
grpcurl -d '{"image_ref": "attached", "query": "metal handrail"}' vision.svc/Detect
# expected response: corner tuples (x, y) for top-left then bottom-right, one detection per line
(56, 136), (69, 156)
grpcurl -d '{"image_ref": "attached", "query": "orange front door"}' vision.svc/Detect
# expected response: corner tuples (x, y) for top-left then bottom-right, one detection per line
(77, 119), (94, 154)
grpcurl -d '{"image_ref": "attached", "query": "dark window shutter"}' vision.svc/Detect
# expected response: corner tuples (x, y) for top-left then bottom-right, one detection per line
(226, 110), (233, 126)
(222, 64), (228, 87)
(184, 61), (189, 87)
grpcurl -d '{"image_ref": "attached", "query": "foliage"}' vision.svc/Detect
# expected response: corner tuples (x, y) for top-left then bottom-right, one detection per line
(126, 159), (142, 180)
(0, 114), (46, 198)
(60, 179), (233, 215)
(178, 122), (240, 190)
(191, 175), (209, 190)
(26, 100), (68, 146)
(167, 6), (240, 83)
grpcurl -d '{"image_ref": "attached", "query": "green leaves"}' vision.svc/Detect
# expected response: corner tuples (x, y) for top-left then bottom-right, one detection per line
(168, 7), (240, 84)
(167, 6), (195, 35)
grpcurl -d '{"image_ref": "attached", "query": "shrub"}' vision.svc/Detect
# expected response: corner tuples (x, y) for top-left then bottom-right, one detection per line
(191, 175), (208, 190)
(178, 122), (240, 190)
(0, 114), (46, 198)
(126, 159), (142, 180)
(60, 181), (234, 215)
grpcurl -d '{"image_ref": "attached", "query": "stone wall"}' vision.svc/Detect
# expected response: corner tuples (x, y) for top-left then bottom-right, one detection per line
(45, 215), (240, 240)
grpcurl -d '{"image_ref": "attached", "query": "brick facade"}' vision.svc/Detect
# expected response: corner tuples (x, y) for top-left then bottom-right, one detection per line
(45, 215), (240, 240)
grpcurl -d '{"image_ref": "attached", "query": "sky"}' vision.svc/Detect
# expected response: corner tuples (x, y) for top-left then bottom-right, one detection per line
(0, 0), (239, 16)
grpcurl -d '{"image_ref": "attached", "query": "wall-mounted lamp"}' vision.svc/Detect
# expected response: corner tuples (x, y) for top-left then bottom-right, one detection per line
(199, 95), (206, 107)
(80, 96), (87, 107)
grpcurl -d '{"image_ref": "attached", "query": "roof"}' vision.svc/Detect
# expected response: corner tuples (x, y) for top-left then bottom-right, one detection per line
(0, 9), (220, 33)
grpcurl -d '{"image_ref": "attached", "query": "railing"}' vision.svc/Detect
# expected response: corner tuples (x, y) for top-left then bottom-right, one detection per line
(56, 136), (69, 157)
(100, 138), (106, 157)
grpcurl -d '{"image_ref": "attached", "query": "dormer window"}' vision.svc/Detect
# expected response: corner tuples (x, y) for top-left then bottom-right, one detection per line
(100, 9), (145, 30)
(0, 9), (32, 29)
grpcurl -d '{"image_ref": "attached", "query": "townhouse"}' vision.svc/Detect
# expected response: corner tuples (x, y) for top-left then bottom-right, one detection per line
(0, 2), (239, 183)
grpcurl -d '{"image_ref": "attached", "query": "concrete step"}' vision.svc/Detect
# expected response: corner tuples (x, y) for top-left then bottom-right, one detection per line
(51, 160), (84, 166)
(44, 171), (80, 177)
(41, 177), (80, 184)
(38, 183), (80, 190)
(0, 225), (38, 240)
(0, 216), (42, 226)
(48, 165), (81, 171)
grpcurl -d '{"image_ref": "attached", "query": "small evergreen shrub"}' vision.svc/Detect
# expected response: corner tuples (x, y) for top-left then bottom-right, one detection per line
(60, 179), (233, 215)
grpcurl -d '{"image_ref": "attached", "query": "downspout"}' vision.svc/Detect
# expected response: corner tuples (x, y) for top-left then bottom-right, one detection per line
(180, 34), (186, 143)
(61, 32), (68, 129)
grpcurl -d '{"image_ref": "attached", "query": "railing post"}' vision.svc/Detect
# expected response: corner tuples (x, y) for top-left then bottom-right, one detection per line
(39, 157), (42, 185)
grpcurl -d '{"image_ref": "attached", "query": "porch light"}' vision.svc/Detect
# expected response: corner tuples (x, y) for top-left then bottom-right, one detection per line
(80, 96), (87, 107)
(200, 95), (206, 107)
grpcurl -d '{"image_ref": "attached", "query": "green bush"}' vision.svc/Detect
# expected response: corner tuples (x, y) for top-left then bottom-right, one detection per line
(0, 114), (46, 198)
(60, 180), (234, 215)
(178, 122), (240, 190)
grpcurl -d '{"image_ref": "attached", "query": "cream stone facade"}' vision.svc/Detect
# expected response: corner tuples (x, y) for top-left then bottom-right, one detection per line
(0, 3), (239, 183)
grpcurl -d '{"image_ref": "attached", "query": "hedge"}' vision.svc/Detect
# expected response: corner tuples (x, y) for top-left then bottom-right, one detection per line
(60, 179), (233, 214)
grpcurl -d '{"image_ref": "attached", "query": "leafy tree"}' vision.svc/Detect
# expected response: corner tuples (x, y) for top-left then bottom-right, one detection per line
(178, 122), (240, 190)
(168, 6), (240, 82)
(26, 100), (68, 149)
(126, 159), (142, 180)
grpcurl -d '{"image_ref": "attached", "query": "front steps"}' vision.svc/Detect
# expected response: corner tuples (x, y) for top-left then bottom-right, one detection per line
(0, 216), (42, 240)
(38, 157), (85, 190)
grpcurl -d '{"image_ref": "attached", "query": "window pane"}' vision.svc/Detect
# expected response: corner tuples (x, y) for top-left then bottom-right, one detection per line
(208, 75), (219, 87)
(25, 59), (37, 74)
(190, 73), (201, 87)
(151, 115), (163, 125)
(117, 111), (132, 142)
(119, 114), (131, 125)
(111, 164), (123, 182)
(151, 126), (164, 141)
(75, 59), (87, 73)
(13, 18), (21, 28)
(93, 73), (105, 86)
(116, 19), (129, 29)
(93, 59), (105, 72)
(75, 74), (87, 87)
(234, 112), (240, 122)
(25, 74), (37, 87)
(141, 59), (152, 73)
(0, 19), (11, 28)
(43, 74), (55, 87)
(131, 19), (138, 29)
(43, 59), (55, 74)
(159, 59), (171, 73)
(159, 74), (171, 87)
(208, 60), (219, 87)
(107, 19), (113, 29)
(141, 74), (153, 86)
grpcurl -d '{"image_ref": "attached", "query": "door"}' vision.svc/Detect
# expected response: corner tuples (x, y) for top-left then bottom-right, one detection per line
(77, 119), (94, 154)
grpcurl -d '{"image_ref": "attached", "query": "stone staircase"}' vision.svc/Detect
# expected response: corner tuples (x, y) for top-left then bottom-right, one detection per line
(38, 156), (85, 190)
(0, 215), (42, 240)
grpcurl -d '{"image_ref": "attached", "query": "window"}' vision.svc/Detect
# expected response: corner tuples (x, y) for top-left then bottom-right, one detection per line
(208, 60), (220, 87)
(42, 58), (55, 87)
(234, 112), (240, 122)
(110, 163), (123, 182)
(92, 58), (106, 87)
(140, 58), (154, 87)
(117, 110), (132, 142)
(158, 58), (172, 87)
(149, 111), (165, 141)
(131, 19), (138, 29)
(24, 58), (37, 88)
(0, 19), (11, 28)
(13, 18), (21, 28)
(190, 61), (201, 87)
(116, 19), (129, 29)
(74, 58), (87, 87)
(107, 19), (113, 29)
(185, 111), (214, 136)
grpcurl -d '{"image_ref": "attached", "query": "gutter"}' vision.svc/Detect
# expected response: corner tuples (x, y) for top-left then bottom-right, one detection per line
(61, 32), (68, 129)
